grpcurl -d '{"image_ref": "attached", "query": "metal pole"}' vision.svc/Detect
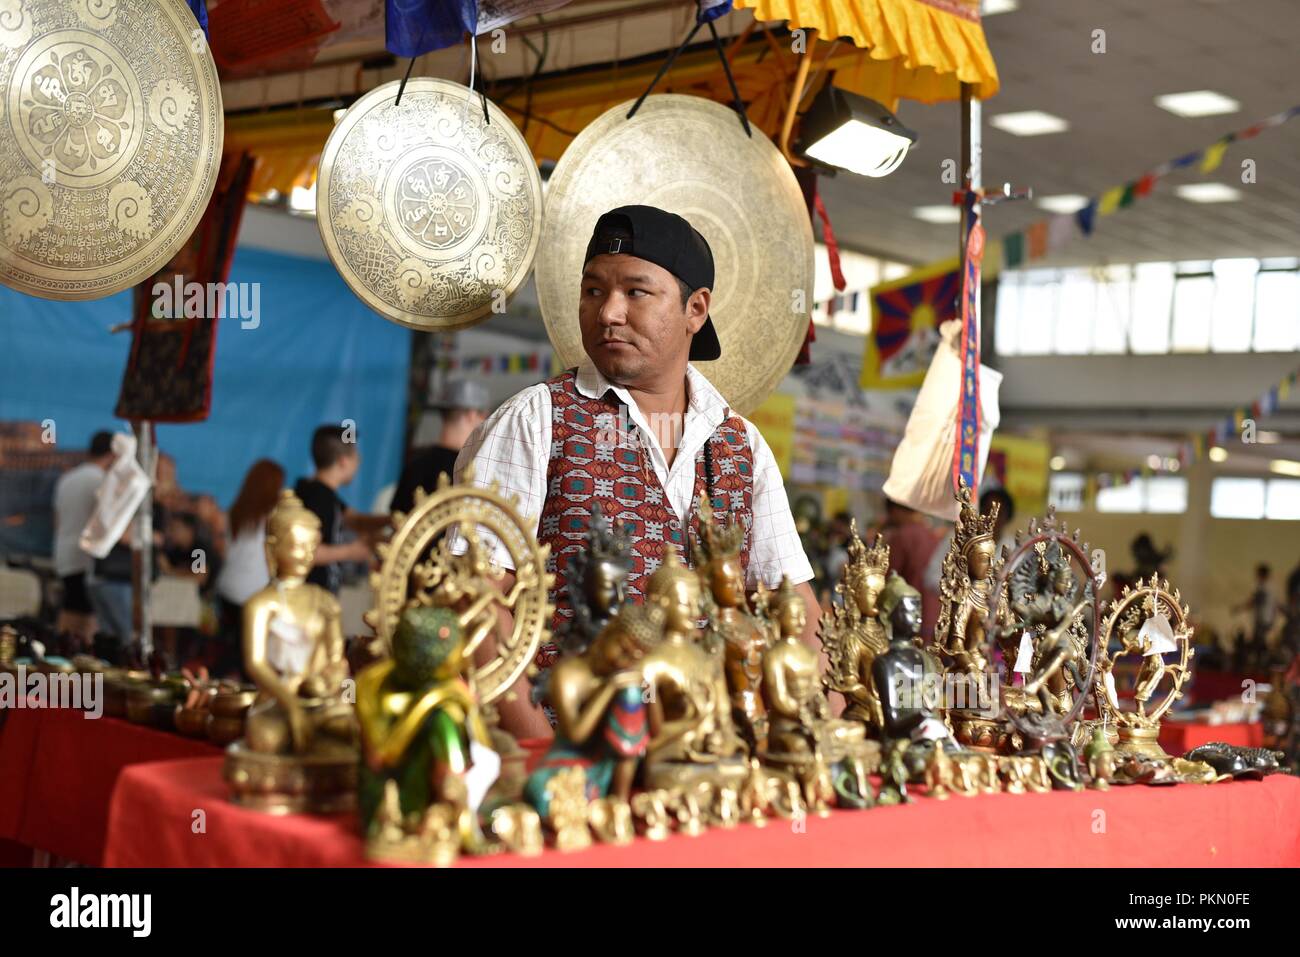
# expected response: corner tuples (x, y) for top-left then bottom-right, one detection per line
(132, 420), (155, 661)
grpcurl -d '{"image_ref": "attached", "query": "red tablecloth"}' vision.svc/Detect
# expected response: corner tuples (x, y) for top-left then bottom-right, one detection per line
(104, 756), (1300, 868)
(1158, 721), (1264, 755)
(0, 705), (219, 865)
(1187, 670), (1269, 706)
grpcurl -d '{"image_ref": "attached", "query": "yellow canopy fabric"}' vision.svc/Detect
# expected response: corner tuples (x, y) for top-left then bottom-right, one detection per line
(223, 109), (334, 202)
(733, 0), (999, 102)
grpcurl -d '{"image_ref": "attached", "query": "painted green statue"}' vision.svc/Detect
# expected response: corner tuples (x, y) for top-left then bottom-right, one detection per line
(356, 605), (500, 856)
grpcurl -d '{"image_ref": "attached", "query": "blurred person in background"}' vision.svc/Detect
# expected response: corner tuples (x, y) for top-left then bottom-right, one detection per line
(51, 430), (115, 647)
(214, 459), (284, 678)
(390, 379), (490, 515)
(1235, 564), (1277, 671)
(876, 498), (941, 640)
(294, 425), (387, 595)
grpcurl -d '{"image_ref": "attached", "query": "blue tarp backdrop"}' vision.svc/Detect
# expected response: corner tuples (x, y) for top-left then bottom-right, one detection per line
(1, 247), (411, 512)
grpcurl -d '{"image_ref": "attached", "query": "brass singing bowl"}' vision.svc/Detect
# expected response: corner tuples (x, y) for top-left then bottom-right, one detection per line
(0, 0), (223, 300)
(317, 77), (544, 332)
(536, 95), (814, 416)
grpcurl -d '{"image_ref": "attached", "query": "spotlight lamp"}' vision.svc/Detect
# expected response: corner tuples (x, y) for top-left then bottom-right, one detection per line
(798, 86), (918, 178)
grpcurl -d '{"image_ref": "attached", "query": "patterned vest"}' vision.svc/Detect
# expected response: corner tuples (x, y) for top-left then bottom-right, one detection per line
(536, 369), (755, 670)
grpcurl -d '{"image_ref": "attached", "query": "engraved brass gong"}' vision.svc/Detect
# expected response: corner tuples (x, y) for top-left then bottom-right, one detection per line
(0, 0), (223, 300)
(536, 95), (815, 416)
(317, 78), (544, 332)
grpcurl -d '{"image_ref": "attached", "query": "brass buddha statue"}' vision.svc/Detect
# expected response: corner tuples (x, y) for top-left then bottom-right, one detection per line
(640, 546), (748, 789)
(691, 493), (769, 753)
(762, 577), (879, 809)
(225, 490), (358, 813)
(872, 572), (957, 750)
(819, 520), (890, 733)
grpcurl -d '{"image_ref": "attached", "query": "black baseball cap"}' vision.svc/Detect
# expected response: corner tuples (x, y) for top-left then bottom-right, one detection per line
(583, 205), (720, 361)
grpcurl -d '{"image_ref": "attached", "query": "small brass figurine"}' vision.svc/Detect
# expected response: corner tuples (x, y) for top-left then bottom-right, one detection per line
(763, 578), (830, 762)
(631, 789), (674, 841)
(224, 491), (358, 814)
(819, 521), (892, 734)
(1095, 577), (1194, 761)
(692, 494), (770, 754)
(935, 480), (1011, 751)
(1084, 725), (1116, 789)
(640, 547), (748, 790)
(588, 797), (635, 845)
(524, 603), (658, 819)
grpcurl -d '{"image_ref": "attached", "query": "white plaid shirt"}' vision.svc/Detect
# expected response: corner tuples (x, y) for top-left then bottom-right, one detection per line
(453, 360), (813, 589)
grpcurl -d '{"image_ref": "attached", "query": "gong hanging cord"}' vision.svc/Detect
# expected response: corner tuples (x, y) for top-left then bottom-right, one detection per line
(626, 10), (752, 137)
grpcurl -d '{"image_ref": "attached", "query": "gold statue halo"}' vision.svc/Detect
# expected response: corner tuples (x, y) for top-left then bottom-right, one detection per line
(535, 94), (815, 416)
(1097, 575), (1194, 729)
(317, 77), (544, 332)
(0, 0), (223, 300)
(365, 472), (553, 706)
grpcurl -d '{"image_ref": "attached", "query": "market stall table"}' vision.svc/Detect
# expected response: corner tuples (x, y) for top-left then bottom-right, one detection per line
(0, 704), (219, 865)
(103, 756), (1300, 868)
(1158, 720), (1265, 754)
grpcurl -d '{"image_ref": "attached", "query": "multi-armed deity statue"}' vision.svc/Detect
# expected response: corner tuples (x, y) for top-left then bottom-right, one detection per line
(691, 493), (769, 753)
(225, 490), (359, 813)
(640, 547), (749, 790)
(1095, 576), (1194, 761)
(819, 520), (891, 735)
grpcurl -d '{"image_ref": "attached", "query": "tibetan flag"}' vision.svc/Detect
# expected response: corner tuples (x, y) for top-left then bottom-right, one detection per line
(1200, 139), (1230, 173)
(861, 260), (959, 389)
(1135, 173), (1156, 197)
(696, 0), (733, 22)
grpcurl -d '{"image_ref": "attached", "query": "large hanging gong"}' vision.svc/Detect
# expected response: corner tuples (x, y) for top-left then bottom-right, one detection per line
(536, 94), (815, 416)
(0, 0), (223, 300)
(317, 78), (544, 332)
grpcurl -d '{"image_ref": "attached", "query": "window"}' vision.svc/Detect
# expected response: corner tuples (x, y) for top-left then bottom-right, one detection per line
(1096, 481), (1142, 513)
(1131, 262), (1174, 354)
(1254, 268), (1300, 352)
(993, 257), (1296, 356)
(1210, 259), (1257, 353)
(1096, 476), (1188, 514)
(1145, 476), (1189, 514)
(1211, 477), (1266, 519)
(1171, 265), (1213, 352)
(1265, 479), (1300, 520)
(1048, 472), (1086, 511)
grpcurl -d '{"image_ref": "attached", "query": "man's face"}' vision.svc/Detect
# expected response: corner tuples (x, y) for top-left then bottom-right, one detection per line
(339, 449), (360, 485)
(578, 254), (709, 385)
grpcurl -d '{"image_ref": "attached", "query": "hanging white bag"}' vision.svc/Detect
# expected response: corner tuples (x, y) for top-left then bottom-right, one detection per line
(882, 319), (1002, 521)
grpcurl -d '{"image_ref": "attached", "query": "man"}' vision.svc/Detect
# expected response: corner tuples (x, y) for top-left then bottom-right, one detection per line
(876, 498), (941, 641)
(1235, 564), (1277, 669)
(294, 425), (387, 594)
(390, 379), (490, 515)
(455, 205), (818, 738)
(52, 431), (115, 645)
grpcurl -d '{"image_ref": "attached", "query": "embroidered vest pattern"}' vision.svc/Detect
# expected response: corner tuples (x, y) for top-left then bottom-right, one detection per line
(536, 369), (755, 670)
